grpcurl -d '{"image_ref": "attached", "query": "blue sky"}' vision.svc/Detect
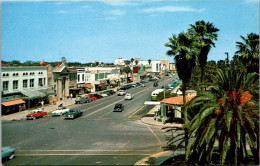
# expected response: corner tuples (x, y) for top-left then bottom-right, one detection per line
(1, 0), (259, 63)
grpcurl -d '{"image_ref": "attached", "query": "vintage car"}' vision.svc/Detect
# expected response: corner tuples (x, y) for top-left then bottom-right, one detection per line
(2, 146), (15, 160)
(63, 109), (83, 119)
(117, 90), (126, 96)
(26, 109), (47, 120)
(107, 90), (115, 95)
(124, 93), (134, 100)
(100, 91), (111, 97)
(51, 106), (70, 116)
(75, 96), (91, 104)
(113, 103), (124, 112)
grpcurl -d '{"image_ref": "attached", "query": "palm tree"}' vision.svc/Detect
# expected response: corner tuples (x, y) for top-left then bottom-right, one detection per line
(188, 20), (219, 84)
(186, 68), (259, 165)
(135, 60), (138, 66)
(131, 58), (134, 66)
(124, 66), (131, 83)
(148, 59), (152, 65)
(235, 33), (259, 73)
(165, 32), (196, 163)
(124, 60), (130, 66)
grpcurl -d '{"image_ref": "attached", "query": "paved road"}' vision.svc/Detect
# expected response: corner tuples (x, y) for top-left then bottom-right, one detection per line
(2, 77), (174, 165)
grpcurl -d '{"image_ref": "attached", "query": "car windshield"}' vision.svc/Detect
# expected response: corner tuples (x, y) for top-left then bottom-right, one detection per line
(115, 104), (122, 108)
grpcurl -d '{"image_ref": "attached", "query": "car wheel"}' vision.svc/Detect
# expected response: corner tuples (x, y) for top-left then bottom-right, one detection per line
(33, 116), (36, 120)
(9, 153), (15, 160)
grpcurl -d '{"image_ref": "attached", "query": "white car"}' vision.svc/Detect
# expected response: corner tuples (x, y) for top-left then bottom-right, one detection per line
(124, 93), (134, 100)
(117, 90), (126, 96)
(52, 106), (70, 116)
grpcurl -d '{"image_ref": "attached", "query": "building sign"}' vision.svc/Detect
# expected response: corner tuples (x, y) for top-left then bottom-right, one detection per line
(133, 66), (138, 73)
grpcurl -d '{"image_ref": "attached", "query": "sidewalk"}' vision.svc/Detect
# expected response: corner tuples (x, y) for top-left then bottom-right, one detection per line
(141, 117), (183, 128)
(1, 98), (76, 121)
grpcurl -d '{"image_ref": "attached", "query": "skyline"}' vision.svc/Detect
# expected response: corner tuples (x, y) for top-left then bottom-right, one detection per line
(1, 0), (259, 63)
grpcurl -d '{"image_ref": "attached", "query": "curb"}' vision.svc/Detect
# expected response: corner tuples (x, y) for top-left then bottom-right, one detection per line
(134, 150), (173, 165)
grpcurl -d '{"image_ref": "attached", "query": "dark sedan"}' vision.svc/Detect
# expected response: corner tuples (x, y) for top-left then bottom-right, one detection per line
(63, 109), (83, 119)
(113, 103), (124, 112)
(107, 90), (115, 95)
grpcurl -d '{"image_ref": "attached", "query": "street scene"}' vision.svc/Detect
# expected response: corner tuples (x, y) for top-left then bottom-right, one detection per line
(1, 0), (259, 165)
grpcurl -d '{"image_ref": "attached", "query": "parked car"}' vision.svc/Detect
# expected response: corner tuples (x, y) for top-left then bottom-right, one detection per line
(119, 86), (127, 90)
(26, 109), (47, 120)
(113, 103), (124, 112)
(135, 82), (141, 86)
(131, 84), (137, 88)
(51, 106), (70, 116)
(117, 90), (126, 96)
(100, 91), (111, 97)
(124, 93), (134, 100)
(107, 90), (115, 95)
(125, 85), (132, 89)
(2, 146), (15, 160)
(84, 94), (97, 101)
(63, 109), (83, 119)
(75, 96), (91, 104)
(89, 93), (102, 99)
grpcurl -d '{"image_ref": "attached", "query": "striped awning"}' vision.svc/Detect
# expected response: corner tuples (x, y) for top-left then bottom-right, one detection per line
(2, 99), (25, 107)
(21, 90), (46, 99)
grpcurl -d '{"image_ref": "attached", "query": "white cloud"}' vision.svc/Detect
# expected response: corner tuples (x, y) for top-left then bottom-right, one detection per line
(57, 10), (67, 14)
(140, 6), (204, 13)
(106, 9), (125, 16)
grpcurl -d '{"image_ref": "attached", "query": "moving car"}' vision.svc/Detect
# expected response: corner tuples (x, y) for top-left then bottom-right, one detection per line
(75, 96), (91, 104)
(63, 109), (83, 119)
(2, 146), (15, 160)
(51, 106), (70, 116)
(113, 103), (124, 112)
(124, 93), (134, 100)
(26, 109), (47, 120)
(117, 90), (126, 96)
(125, 85), (132, 89)
(119, 86), (127, 90)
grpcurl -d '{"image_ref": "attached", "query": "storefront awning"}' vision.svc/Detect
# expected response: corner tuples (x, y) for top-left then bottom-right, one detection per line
(2, 99), (25, 107)
(70, 87), (81, 90)
(85, 84), (94, 89)
(21, 90), (46, 99)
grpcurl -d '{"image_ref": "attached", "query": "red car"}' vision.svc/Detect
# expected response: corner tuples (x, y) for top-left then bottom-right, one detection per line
(84, 94), (97, 101)
(26, 109), (47, 120)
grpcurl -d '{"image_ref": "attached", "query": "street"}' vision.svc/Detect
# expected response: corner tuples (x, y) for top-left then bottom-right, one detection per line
(2, 77), (173, 165)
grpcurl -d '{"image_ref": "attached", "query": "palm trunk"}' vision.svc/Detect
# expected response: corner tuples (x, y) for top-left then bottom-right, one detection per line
(183, 85), (189, 164)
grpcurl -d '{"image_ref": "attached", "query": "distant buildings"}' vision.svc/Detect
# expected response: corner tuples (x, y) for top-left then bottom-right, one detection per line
(114, 58), (128, 66)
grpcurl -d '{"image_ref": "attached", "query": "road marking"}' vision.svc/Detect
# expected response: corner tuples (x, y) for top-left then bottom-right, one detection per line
(16, 154), (152, 156)
(128, 105), (146, 119)
(18, 149), (152, 152)
(146, 125), (163, 146)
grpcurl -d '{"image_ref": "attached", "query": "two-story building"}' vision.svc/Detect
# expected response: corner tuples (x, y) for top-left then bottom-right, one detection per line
(1, 66), (48, 114)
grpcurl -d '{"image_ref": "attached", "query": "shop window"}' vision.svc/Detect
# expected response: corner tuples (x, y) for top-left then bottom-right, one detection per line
(39, 78), (43, 87)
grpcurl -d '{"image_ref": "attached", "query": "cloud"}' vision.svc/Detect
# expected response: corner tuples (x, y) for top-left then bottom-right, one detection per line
(106, 9), (125, 16)
(57, 10), (67, 14)
(140, 6), (205, 13)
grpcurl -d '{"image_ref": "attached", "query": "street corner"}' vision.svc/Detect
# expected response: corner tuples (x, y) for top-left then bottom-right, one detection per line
(134, 150), (173, 165)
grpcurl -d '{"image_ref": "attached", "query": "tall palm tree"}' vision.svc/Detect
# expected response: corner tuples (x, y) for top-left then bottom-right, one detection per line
(135, 60), (139, 66)
(235, 33), (259, 73)
(148, 59), (152, 65)
(186, 68), (259, 165)
(188, 20), (219, 84)
(131, 58), (134, 66)
(165, 32), (196, 163)
(124, 66), (131, 83)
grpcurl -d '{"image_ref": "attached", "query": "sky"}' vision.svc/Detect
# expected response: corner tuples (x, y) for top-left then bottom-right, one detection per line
(1, 0), (259, 63)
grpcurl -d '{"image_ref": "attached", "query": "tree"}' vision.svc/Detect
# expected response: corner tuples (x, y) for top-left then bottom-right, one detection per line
(156, 91), (176, 101)
(135, 60), (139, 66)
(9, 60), (21, 66)
(188, 20), (219, 84)
(165, 32), (196, 163)
(124, 60), (130, 66)
(235, 33), (259, 73)
(186, 68), (259, 165)
(148, 59), (152, 65)
(95, 61), (99, 66)
(131, 58), (134, 66)
(124, 66), (131, 83)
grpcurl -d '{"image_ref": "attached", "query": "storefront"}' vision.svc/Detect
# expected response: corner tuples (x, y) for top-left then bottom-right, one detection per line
(21, 90), (46, 108)
(85, 83), (94, 93)
(1, 99), (26, 115)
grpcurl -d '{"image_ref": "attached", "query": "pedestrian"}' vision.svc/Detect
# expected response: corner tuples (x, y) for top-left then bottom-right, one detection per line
(70, 93), (73, 100)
